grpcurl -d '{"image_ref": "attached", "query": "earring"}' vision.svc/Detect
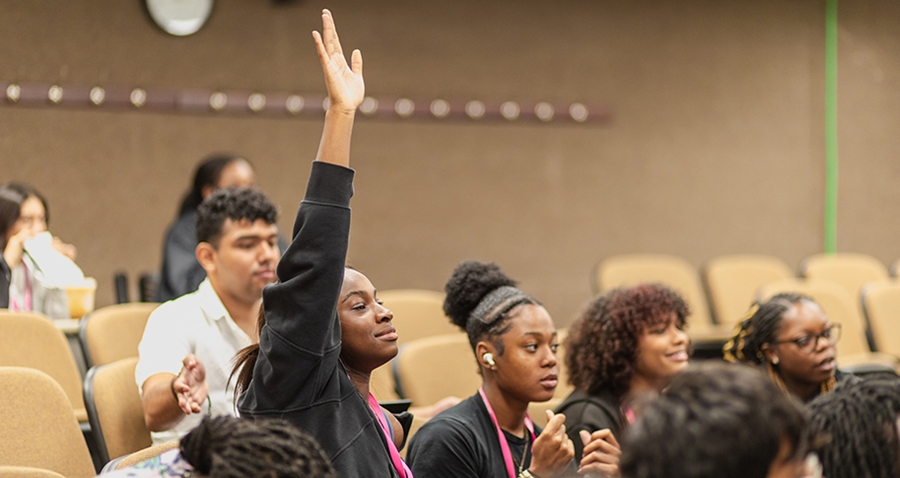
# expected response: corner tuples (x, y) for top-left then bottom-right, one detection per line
(772, 357), (780, 365)
(483, 353), (495, 367)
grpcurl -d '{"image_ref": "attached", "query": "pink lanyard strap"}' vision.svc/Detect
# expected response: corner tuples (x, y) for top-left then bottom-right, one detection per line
(478, 387), (536, 478)
(11, 262), (32, 311)
(367, 393), (412, 478)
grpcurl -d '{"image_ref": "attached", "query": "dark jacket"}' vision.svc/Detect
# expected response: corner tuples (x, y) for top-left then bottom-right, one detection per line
(555, 388), (625, 460)
(238, 161), (401, 478)
(0, 257), (9, 308)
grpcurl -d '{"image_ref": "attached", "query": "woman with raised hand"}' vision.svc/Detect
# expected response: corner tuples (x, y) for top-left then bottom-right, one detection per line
(407, 261), (618, 478)
(556, 284), (690, 458)
(233, 10), (411, 478)
(723, 293), (851, 403)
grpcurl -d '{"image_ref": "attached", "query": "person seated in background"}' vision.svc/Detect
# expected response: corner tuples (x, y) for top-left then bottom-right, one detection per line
(0, 182), (78, 313)
(807, 377), (900, 478)
(408, 261), (619, 478)
(156, 154), (256, 302)
(723, 293), (853, 403)
(105, 415), (336, 478)
(556, 283), (690, 458)
(620, 362), (815, 478)
(137, 187), (280, 445)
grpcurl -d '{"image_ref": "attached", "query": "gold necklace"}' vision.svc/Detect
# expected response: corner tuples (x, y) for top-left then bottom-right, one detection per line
(517, 432), (530, 473)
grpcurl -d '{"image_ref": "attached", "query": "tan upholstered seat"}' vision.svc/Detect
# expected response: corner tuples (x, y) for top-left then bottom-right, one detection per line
(0, 367), (95, 478)
(703, 254), (793, 326)
(756, 278), (897, 369)
(395, 333), (480, 407)
(378, 289), (457, 343)
(800, 253), (889, 305)
(84, 357), (152, 464)
(0, 311), (88, 423)
(0, 467), (66, 478)
(371, 290), (458, 402)
(79, 302), (158, 367)
(594, 254), (712, 329)
(553, 328), (573, 400)
(861, 279), (900, 358)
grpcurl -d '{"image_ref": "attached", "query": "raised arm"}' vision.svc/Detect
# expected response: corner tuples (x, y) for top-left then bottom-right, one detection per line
(312, 9), (364, 168)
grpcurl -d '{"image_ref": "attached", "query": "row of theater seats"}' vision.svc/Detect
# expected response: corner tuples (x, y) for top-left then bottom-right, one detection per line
(596, 252), (900, 369)
(5, 251), (900, 475)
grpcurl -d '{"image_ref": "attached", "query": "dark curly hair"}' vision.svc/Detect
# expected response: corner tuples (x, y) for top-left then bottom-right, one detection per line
(196, 186), (278, 247)
(180, 415), (336, 478)
(443, 260), (539, 354)
(621, 362), (809, 478)
(566, 283), (690, 401)
(807, 377), (900, 478)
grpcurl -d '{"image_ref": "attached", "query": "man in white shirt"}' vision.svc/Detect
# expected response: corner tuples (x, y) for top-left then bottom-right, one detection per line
(136, 187), (280, 445)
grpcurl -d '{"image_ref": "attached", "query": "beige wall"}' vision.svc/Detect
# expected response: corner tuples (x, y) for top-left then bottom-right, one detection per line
(1, 0), (898, 325)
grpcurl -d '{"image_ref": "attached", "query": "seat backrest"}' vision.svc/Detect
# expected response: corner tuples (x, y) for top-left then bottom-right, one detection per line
(553, 328), (573, 400)
(370, 360), (400, 401)
(800, 253), (889, 303)
(0, 367), (95, 478)
(594, 254), (712, 327)
(84, 357), (152, 464)
(0, 467), (66, 478)
(861, 280), (900, 357)
(703, 254), (794, 326)
(0, 311), (87, 419)
(756, 278), (871, 359)
(80, 302), (158, 367)
(378, 289), (458, 344)
(395, 333), (480, 407)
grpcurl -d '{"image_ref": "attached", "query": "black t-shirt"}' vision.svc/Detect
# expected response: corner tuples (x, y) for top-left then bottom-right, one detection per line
(407, 393), (543, 478)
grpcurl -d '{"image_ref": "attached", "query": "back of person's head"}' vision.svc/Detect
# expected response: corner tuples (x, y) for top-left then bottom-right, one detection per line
(195, 187), (278, 248)
(620, 362), (809, 478)
(566, 283), (690, 400)
(179, 154), (255, 215)
(807, 376), (900, 478)
(443, 260), (540, 352)
(179, 415), (336, 478)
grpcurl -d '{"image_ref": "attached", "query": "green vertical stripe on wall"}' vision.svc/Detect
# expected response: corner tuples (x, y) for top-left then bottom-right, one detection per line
(825, 0), (838, 253)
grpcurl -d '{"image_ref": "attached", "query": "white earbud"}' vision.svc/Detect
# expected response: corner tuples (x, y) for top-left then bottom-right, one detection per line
(483, 353), (495, 366)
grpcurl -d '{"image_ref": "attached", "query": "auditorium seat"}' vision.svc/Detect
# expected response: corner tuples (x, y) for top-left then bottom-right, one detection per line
(83, 357), (152, 465)
(79, 302), (158, 368)
(703, 254), (793, 326)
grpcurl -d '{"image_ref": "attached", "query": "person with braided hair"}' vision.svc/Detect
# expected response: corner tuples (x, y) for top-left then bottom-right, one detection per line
(555, 283), (691, 459)
(723, 293), (850, 403)
(105, 415), (336, 477)
(407, 261), (620, 478)
(807, 377), (900, 478)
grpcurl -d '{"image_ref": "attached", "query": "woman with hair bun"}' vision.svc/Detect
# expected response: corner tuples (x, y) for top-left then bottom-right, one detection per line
(723, 293), (850, 402)
(556, 284), (690, 460)
(407, 261), (619, 478)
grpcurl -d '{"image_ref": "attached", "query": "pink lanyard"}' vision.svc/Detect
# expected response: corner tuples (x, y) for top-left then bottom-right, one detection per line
(478, 387), (536, 478)
(367, 393), (412, 478)
(11, 262), (32, 311)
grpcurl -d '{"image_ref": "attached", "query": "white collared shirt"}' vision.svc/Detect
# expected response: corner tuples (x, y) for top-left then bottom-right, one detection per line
(135, 279), (253, 445)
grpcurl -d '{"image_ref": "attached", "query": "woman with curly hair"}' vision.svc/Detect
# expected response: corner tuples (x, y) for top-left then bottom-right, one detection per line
(407, 261), (619, 478)
(723, 293), (849, 403)
(556, 283), (690, 460)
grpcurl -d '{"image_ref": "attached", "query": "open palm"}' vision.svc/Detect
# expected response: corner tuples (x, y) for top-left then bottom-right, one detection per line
(313, 10), (364, 113)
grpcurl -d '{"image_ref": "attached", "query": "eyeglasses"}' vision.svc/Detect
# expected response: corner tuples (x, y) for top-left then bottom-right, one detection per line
(773, 324), (841, 353)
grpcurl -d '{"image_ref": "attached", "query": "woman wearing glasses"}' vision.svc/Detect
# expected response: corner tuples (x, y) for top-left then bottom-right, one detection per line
(724, 293), (848, 403)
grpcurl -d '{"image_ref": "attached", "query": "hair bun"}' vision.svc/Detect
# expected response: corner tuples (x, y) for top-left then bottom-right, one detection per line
(443, 261), (517, 330)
